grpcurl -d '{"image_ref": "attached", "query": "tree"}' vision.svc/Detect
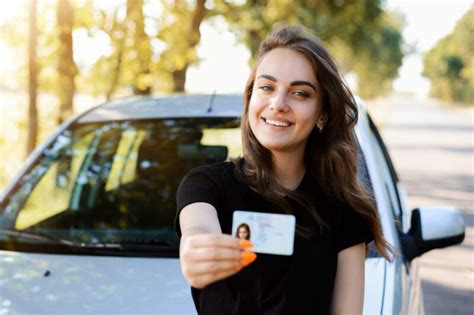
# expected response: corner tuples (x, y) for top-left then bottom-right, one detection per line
(423, 8), (473, 103)
(96, 6), (127, 100)
(158, 0), (207, 92)
(214, 0), (403, 98)
(213, 0), (298, 61)
(215, 0), (382, 58)
(349, 13), (404, 98)
(57, 0), (78, 124)
(26, 0), (39, 157)
(124, 0), (153, 95)
(88, 0), (153, 99)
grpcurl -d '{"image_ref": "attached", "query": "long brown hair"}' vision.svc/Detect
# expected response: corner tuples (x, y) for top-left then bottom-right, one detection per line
(232, 25), (392, 260)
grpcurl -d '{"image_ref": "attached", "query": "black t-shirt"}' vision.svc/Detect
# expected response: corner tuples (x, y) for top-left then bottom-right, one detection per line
(175, 162), (373, 315)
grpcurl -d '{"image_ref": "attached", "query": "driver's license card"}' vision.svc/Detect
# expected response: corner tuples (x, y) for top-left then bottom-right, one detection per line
(232, 210), (295, 256)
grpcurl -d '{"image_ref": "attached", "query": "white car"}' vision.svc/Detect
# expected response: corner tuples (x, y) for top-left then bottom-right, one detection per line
(0, 95), (465, 314)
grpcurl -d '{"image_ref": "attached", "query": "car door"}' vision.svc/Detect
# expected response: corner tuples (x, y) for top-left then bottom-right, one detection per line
(364, 113), (421, 314)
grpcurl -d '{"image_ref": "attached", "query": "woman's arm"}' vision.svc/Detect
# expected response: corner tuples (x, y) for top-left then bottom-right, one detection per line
(179, 202), (223, 239)
(330, 242), (366, 315)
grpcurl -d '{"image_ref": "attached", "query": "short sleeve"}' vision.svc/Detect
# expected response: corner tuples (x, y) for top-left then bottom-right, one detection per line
(174, 166), (222, 238)
(335, 205), (374, 252)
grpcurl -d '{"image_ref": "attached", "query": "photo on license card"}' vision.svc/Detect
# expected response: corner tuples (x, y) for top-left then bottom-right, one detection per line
(232, 210), (296, 256)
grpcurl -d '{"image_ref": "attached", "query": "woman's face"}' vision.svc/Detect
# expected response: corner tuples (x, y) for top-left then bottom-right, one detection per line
(238, 226), (249, 240)
(248, 47), (323, 154)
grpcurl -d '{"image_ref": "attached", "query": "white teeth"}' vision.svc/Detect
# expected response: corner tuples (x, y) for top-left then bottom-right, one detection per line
(265, 119), (290, 127)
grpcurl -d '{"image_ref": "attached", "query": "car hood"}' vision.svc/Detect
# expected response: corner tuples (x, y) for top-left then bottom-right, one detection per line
(0, 251), (386, 314)
(0, 250), (195, 314)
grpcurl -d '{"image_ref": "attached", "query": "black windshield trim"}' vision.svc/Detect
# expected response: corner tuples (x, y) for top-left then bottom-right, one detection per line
(0, 240), (179, 258)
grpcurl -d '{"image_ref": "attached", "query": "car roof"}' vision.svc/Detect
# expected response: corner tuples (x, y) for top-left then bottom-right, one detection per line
(77, 93), (370, 124)
(77, 94), (244, 123)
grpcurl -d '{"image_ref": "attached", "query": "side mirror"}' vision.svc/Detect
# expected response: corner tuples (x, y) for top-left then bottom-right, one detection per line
(400, 206), (465, 262)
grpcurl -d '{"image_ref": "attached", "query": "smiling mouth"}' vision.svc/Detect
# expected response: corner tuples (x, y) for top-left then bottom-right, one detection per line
(262, 117), (292, 127)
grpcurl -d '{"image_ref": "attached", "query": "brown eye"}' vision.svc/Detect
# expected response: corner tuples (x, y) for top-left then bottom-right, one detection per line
(258, 85), (273, 92)
(292, 90), (310, 98)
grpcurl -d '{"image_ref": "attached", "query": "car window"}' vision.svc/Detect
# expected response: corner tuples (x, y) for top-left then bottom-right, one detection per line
(15, 131), (96, 230)
(366, 116), (402, 230)
(1, 118), (241, 255)
(105, 128), (147, 191)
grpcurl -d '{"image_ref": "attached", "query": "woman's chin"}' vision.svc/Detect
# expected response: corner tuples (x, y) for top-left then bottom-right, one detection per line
(260, 141), (303, 154)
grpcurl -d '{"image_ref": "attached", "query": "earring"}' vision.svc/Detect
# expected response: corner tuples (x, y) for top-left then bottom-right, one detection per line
(317, 121), (324, 133)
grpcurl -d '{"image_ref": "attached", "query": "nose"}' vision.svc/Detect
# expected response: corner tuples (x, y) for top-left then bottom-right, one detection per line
(268, 92), (289, 112)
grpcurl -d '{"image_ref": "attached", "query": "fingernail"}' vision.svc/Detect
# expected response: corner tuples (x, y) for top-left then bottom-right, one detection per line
(234, 265), (243, 271)
(240, 240), (253, 249)
(241, 252), (257, 265)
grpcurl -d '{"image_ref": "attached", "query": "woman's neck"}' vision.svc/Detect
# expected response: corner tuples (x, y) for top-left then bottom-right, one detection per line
(272, 151), (306, 191)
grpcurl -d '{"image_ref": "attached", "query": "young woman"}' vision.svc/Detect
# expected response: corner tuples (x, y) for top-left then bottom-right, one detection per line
(175, 25), (392, 315)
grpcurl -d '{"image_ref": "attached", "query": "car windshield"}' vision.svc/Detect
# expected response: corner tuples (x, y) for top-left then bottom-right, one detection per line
(0, 117), (241, 256)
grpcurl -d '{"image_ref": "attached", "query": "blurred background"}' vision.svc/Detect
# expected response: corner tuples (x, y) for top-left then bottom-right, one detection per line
(0, 0), (472, 314)
(0, 0), (472, 187)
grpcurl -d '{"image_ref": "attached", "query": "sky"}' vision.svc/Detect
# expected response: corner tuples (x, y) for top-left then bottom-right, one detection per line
(0, 0), (472, 98)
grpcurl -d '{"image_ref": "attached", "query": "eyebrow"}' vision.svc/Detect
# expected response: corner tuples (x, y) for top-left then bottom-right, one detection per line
(257, 74), (317, 92)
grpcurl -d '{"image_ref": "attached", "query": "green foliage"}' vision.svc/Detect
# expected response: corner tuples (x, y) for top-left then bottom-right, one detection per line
(213, 0), (297, 61)
(423, 8), (473, 104)
(84, 0), (207, 94)
(0, 0), (404, 100)
(350, 12), (404, 99)
(83, 0), (153, 98)
(124, 0), (153, 95)
(214, 0), (403, 99)
(157, 0), (207, 92)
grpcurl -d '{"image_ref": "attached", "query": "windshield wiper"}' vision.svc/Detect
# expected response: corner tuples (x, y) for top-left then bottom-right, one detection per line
(0, 228), (178, 255)
(0, 228), (78, 247)
(92, 239), (178, 253)
(110, 239), (177, 247)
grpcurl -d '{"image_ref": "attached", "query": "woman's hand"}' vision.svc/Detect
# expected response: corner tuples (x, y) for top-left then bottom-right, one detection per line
(178, 202), (257, 289)
(180, 233), (256, 289)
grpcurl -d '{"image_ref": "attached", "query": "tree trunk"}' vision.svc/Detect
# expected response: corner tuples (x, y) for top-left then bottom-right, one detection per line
(170, 0), (206, 92)
(106, 52), (122, 100)
(106, 47), (123, 100)
(106, 8), (125, 101)
(57, 0), (77, 125)
(26, 0), (38, 157)
(172, 68), (187, 92)
(189, 0), (206, 47)
(127, 0), (152, 96)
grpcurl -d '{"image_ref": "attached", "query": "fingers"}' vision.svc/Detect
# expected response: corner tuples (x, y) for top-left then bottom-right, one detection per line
(190, 260), (242, 276)
(189, 251), (258, 276)
(186, 233), (248, 250)
(190, 247), (242, 262)
(186, 252), (258, 288)
(241, 251), (257, 265)
(182, 234), (254, 262)
(190, 268), (242, 289)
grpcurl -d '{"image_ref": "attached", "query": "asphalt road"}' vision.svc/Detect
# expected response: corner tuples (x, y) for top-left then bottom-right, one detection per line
(367, 95), (473, 315)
